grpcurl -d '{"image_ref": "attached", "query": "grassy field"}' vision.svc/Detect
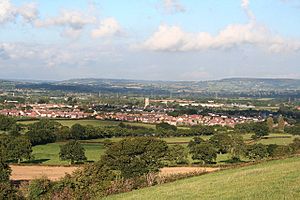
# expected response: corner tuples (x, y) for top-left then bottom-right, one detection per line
(28, 133), (299, 165)
(29, 142), (105, 165)
(104, 156), (300, 200)
(18, 119), (121, 127)
(18, 119), (189, 129)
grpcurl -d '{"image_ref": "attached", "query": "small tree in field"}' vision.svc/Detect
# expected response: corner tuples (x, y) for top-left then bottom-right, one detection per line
(252, 122), (269, 138)
(277, 115), (285, 133)
(189, 142), (217, 164)
(59, 141), (87, 164)
(266, 117), (274, 133)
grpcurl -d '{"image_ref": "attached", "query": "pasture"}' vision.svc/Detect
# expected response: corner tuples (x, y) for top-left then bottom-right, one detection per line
(27, 133), (299, 165)
(18, 119), (188, 129)
(29, 142), (105, 165)
(104, 156), (300, 200)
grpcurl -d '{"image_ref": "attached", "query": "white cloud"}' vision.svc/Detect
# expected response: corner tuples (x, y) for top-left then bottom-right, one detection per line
(0, 0), (38, 24)
(91, 17), (122, 38)
(36, 10), (95, 29)
(241, 0), (255, 21)
(161, 0), (186, 14)
(140, 0), (300, 53)
(35, 10), (96, 38)
(141, 23), (300, 52)
(0, 0), (16, 24)
(17, 3), (39, 23)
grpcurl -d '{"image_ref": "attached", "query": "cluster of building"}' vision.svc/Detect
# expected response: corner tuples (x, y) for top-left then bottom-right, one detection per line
(96, 112), (261, 127)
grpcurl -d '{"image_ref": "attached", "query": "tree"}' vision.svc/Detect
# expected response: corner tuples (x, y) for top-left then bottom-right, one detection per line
(59, 141), (87, 164)
(209, 133), (232, 154)
(0, 146), (18, 200)
(289, 138), (300, 153)
(252, 122), (269, 138)
(0, 152), (11, 183)
(278, 115), (285, 133)
(190, 125), (215, 135)
(102, 137), (168, 178)
(6, 137), (32, 163)
(188, 137), (205, 151)
(70, 124), (86, 140)
(189, 142), (217, 164)
(267, 144), (279, 157)
(246, 144), (269, 160)
(266, 117), (274, 133)
(156, 122), (177, 131)
(0, 115), (16, 131)
(8, 124), (21, 137)
(229, 134), (246, 161)
(26, 119), (60, 145)
(67, 161), (115, 199)
(285, 124), (300, 135)
(165, 145), (188, 166)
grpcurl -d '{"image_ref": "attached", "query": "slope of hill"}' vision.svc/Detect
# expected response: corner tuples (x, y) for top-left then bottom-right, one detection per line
(104, 157), (300, 200)
(2, 77), (300, 97)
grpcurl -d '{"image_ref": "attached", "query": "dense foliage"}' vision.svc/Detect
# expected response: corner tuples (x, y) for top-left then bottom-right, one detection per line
(59, 140), (87, 164)
(102, 137), (168, 178)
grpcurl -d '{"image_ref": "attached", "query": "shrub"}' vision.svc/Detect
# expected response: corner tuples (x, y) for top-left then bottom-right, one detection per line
(246, 144), (269, 160)
(28, 177), (52, 200)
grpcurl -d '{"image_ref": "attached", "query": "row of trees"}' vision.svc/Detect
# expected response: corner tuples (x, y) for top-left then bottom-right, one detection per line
(19, 119), (219, 146)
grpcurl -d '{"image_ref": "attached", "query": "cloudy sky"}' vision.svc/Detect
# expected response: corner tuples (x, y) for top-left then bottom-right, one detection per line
(0, 0), (300, 81)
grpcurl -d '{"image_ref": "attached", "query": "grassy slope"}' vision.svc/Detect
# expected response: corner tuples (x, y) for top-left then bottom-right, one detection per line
(104, 156), (300, 200)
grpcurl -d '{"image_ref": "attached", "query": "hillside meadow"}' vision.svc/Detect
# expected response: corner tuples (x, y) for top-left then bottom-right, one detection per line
(104, 156), (300, 200)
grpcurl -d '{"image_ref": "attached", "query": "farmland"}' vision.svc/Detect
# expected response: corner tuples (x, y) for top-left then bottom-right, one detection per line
(18, 119), (156, 129)
(30, 142), (105, 165)
(27, 133), (299, 165)
(104, 156), (300, 200)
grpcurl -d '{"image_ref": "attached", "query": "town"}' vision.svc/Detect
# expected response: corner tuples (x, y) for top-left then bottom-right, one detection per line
(0, 98), (264, 127)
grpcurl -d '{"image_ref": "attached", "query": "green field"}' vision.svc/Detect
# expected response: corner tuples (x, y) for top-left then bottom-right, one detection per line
(29, 142), (105, 165)
(18, 119), (189, 129)
(104, 156), (300, 200)
(18, 119), (121, 127)
(28, 133), (299, 165)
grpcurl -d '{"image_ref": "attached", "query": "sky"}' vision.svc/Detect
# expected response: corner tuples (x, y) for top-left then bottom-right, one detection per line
(0, 0), (300, 81)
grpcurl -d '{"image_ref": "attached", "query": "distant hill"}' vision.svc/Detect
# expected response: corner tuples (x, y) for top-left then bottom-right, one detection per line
(2, 77), (300, 98)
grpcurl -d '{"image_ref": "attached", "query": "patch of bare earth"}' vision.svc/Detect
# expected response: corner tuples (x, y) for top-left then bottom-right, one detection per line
(160, 167), (220, 176)
(10, 165), (220, 181)
(10, 165), (79, 181)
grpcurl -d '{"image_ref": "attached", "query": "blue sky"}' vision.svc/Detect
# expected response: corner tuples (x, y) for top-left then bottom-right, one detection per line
(0, 0), (300, 80)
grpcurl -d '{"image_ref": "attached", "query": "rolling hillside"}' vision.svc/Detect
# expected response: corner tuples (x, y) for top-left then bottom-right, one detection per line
(104, 156), (300, 200)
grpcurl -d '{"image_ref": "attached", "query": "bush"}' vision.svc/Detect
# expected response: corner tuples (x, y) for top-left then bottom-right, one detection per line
(0, 182), (20, 200)
(246, 144), (269, 160)
(28, 177), (52, 200)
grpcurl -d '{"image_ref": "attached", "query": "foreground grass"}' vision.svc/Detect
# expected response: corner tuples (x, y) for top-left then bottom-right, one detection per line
(104, 156), (300, 200)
